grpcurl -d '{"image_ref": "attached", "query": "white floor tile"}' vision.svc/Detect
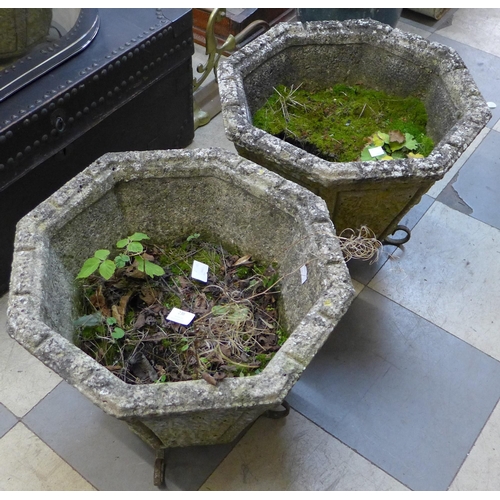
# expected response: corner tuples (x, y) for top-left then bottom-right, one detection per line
(0, 423), (95, 490)
(200, 408), (408, 491)
(0, 294), (61, 417)
(369, 201), (500, 360)
(435, 9), (500, 59)
(186, 112), (238, 152)
(352, 278), (364, 298)
(450, 399), (500, 490)
(493, 118), (500, 134)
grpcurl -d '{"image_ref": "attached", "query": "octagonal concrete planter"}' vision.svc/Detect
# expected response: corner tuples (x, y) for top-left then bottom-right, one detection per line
(218, 19), (492, 239)
(7, 148), (354, 451)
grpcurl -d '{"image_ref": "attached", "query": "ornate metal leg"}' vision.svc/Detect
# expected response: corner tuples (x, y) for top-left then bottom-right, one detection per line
(263, 400), (290, 419)
(154, 448), (166, 487)
(193, 8), (270, 130)
(383, 225), (411, 246)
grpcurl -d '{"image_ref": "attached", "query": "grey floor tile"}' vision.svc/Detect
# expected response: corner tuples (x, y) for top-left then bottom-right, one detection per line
(369, 201), (500, 360)
(201, 408), (408, 491)
(23, 381), (238, 491)
(437, 129), (500, 230)
(348, 194), (434, 285)
(428, 33), (500, 127)
(286, 287), (500, 491)
(0, 403), (17, 438)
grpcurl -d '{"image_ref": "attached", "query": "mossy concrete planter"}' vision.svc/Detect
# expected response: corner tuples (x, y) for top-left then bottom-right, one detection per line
(218, 19), (492, 239)
(7, 148), (354, 450)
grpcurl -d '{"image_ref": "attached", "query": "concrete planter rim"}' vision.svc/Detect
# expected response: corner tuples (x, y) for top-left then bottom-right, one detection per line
(218, 19), (492, 188)
(7, 147), (354, 421)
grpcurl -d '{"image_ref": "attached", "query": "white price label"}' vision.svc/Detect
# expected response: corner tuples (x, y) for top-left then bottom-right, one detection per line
(300, 265), (308, 284)
(166, 308), (195, 326)
(191, 260), (209, 282)
(369, 146), (385, 157)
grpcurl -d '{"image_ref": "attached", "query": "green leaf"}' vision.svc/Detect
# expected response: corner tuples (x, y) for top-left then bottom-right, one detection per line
(127, 241), (144, 254)
(129, 232), (149, 241)
(211, 304), (230, 316)
(391, 151), (407, 159)
(360, 147), (374, 161)
(404, 133), (418, 150)
(74, 313), (103, 327)
(187, 233), (200, 242)
(376, 131), (390, 144)
(143, 260), (165, 278)
(114, 254), (130, 268)
(116, 238), (129, 249)
(389, 141), (405, 152)
(111, 327), (125, 339)
(94, 249), (110, 261)
(76, 257), (101, 279)
(228, 305), (250, 325)
(181, 343), (190, 351)
(135, 255), (145, 271)
(106, 317), (117, 325)
(99, 260), (116, 280)
(360, 146), (386, 161)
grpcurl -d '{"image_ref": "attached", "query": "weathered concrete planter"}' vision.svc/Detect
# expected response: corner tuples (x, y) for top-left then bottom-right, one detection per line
(218, 20), (492, 239)
(7, 148), (354, 451)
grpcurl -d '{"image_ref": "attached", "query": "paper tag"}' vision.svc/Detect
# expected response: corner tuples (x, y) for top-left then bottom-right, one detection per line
(369, 146), (385, 157)
(300, 265), (308, 284)
(166, 308), (195, 326)
(191, 260), (209, 282)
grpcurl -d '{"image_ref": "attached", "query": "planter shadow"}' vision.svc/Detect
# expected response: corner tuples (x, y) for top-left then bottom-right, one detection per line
(218, 19), (491, 240)
(7, 148), (354, 454)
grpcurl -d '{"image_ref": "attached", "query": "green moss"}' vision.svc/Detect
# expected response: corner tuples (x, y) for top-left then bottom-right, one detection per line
(253, 83), (434, 162)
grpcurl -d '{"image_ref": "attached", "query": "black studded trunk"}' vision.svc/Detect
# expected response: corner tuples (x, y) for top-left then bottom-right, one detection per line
(0, 8), (194, 293)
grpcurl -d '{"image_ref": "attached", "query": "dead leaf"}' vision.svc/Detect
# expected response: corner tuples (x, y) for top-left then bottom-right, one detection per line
(389, 130), (405, 143)
(140, 286), (157, 306)
(112, 292), (132, 327)
(134, 311), (146, 329)
(124, 266), (147, 279)
(193, 294), (210, 314)
(177, 276), (191, 290)
(104, 365), (122, 371)
(220, 345), (232, 357)
(233, 255), (252, 267)
(201, 372), (217, 386)
(90, 286), (111, 317)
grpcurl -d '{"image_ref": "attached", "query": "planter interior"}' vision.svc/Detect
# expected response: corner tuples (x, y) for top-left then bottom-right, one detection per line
(7, 148), (354, 449)
(219, 20), (491, 239)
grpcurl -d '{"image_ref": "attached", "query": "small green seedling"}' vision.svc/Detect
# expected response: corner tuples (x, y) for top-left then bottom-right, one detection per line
(76, 232), (165, 281)
(186, 233), (201, 242)
(116, 232), (149, 254)
(77, 249), (116, 280)
(106, 317), (125, 339)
